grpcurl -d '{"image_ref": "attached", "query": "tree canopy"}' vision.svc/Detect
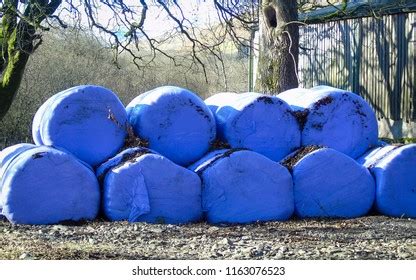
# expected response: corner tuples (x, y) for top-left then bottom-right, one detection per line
(0, 0), (348, 120)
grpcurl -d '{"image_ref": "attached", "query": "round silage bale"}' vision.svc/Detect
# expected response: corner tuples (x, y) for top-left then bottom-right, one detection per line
(32, 85), (128, 166)
(0, 144), (37, 213)
(278, 86), (378, 159)
(31, 88), (67, 145)
(282, 147), (375, 219)
(126, 86), (216, 166)
(205, 92), (300, 161)
(357, 144), (416, 218)
(0, 143), (36, 170)
(189, 149), (294, 224)
(0, 146), (100, 224)
(97, 147), (202, 224)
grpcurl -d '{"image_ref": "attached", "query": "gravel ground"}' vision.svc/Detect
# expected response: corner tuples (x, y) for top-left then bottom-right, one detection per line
(1, 215), (415, 260)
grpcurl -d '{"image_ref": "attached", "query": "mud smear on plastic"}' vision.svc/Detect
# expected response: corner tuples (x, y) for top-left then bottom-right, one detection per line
(122, 125), (149, 150)
(291, 109), (309, 131)
(257, 96), (275, 104)
(188, 99), (212, 121)
(281, 145), (323, 172)
(209, 139), (231, 151)
(97, 148), (153, 184)
(313, 96), (333, 110)
(196, 148), (247, 176)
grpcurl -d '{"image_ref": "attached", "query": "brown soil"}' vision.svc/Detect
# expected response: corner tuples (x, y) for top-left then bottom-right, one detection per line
(291, 109), (309, 130)
(281, 145), (323, 171)
(123, 126), (149, 150)
(313, 96), (333, 110)
(209, 139), (231, 151)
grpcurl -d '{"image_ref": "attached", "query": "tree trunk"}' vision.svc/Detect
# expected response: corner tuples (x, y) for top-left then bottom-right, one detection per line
(0, 0), (62, 121)
(0, 31), (32, 121)
(255, 0), (299, 94)
(0, 1), (33, 121)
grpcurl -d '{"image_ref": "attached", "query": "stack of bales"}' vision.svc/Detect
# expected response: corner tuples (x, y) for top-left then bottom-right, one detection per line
(1, 85), (213, 224)
(357, 144), (416, 218)
(276, 86), (414, 219)
(0, 84), (415, 225)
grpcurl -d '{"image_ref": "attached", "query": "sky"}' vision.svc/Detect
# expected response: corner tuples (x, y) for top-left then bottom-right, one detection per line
(56, 0), (220, 39)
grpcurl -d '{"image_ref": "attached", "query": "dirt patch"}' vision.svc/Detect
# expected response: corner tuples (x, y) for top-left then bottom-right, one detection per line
(196, 148), (247, 176)
(351, 99), (368, 119)
(257, 96), (275, 104)
(113, 149), (152, 168)
(209, 139), (231, 151)
(97, 148), (153, 183)
(311, 123), (324, 130)
(122, 126), (149, 150)
(1, 216), (415, 260)
(31, 152), (46, 159)
(188, 99), (212, 121)
(313, 96), (333, 110)
(291, 109), (309, 131)
(281, 145), (323, 172)
(107, 108), (124, 129)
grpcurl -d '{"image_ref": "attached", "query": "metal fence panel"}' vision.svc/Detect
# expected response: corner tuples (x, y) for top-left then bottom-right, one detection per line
(299, 12), (416, 122)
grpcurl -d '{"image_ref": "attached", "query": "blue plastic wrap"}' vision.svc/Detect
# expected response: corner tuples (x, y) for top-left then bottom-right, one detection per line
(285, 147), (375, 218)
(0, 143), (36, 170)
(205, 92), (301, 161)
(126, 86), (216, 166)
(97, 147), (203, 224)
(0, 146), (100, 224)
(278, 86), (378, 159)
(0, 144), (37, 212)
(190, 149), (294, 224)
(357, 144), (416, 218)
(32, 85), (128, 166)
(31, 88), (69, 145)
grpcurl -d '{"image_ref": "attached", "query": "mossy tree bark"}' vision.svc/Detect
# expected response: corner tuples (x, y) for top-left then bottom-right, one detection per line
(255, 0), (299, 94)
(0, 0), (62, 121)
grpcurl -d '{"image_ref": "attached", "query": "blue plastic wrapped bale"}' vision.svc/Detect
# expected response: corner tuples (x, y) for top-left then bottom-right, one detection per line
(32, 85), (128, 166)
(126, 86), (216, 166)
(357, 144), (416, 218)
(189, 149), (294, 224)
(281, 147), (375, 219)
(97, 147), (203, 224)
(278, 86), (378, 159)
(0, 144), (37, 213)
(0, 143), (36, 170)
(0, 144), (36, 188)
(205, 92), (301, 161)
(0, 146), (100, 224)
(32, 88), (65, 145)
